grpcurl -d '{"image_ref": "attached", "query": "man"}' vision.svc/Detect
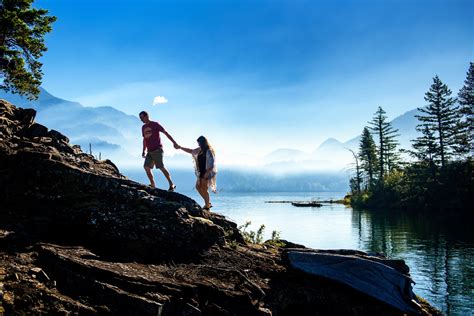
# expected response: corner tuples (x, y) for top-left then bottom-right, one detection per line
(139, 110), (177, 191)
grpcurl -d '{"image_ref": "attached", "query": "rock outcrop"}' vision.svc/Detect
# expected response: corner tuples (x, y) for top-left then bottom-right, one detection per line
(0, 99), (241, 262)
(0, 99), (439, 315)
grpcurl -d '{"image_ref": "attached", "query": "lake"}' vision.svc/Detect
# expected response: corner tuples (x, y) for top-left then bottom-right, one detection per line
(183, 190), (473, 315)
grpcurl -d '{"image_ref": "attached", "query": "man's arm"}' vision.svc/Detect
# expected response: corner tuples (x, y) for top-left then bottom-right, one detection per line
(142, 138), (147, 158)
(162, 130), (178, 146)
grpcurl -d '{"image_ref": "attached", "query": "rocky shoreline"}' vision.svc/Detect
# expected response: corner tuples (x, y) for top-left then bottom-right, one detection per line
(0, 99), (440, 315)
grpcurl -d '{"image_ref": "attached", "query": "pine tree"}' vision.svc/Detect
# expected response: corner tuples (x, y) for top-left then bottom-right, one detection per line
(348, 149), (362, 194)
(369, 106), (400, 179)
(416, 76), (463, 168)
(359, 127), (378, 189)
(411, 125), (438, 175)
(457, 62), (474, 156)
(0, 0), (56, 100)
(384, 133), (401, 172)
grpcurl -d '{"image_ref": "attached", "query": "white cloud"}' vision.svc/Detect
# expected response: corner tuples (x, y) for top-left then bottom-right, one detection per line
(153, 96), (168, 105)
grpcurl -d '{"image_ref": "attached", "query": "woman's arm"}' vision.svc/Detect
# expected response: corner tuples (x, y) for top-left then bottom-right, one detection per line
(178, 146), (194, 154)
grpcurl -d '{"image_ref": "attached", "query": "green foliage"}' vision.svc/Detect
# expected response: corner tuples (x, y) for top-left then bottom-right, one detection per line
(237, 223), (286, 246)
(351, 158), (473, 213)
(265, 230), (286, 247)
(237, 221), (266, 244)
(223, 227), (238, 247)
(255, 224), (265, 244)
(271, 230), (280, 241)
(342, 194), (352, 205)
(0, 0), (56, 100)
(349, 190), (371, 209)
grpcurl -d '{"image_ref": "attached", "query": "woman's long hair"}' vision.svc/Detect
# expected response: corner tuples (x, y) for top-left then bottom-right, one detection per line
(197, 136), (215, 156)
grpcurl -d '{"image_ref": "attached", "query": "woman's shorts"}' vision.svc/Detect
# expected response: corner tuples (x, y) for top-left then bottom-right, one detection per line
(144, 148), (164, 169)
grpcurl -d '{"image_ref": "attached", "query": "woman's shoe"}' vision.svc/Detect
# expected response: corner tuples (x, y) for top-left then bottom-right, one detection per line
(168, 185), (176, 192)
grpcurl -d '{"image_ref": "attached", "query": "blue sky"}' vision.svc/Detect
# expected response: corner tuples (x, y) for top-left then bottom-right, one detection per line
(36, 0), (473, 164)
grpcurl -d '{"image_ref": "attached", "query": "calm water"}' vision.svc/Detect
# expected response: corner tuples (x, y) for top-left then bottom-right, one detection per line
(183, 191), (473, 315)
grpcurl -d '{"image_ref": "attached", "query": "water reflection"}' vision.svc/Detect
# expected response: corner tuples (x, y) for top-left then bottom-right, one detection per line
(352, 209), (474, 315)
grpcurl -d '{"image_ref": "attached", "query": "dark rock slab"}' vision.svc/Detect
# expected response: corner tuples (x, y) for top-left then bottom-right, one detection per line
(48, 129), (69, 143)
(287, 250), (422, 315)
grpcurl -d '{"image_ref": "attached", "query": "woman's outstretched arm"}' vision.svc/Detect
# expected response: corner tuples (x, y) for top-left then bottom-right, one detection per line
(177, 145), (194, 154)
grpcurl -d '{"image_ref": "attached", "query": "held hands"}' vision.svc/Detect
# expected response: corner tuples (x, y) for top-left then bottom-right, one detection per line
(173, 143), (181, 150)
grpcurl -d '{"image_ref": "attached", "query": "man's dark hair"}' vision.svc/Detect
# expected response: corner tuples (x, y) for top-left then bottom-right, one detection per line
(139, 111), (148, 117)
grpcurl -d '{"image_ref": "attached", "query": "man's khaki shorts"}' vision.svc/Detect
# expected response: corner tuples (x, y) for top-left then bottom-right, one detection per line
(144, 148), (164, 169)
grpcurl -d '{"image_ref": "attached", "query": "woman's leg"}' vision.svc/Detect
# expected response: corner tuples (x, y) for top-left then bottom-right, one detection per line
(195, 178), (206, 204)
(200, 179), (211, 208)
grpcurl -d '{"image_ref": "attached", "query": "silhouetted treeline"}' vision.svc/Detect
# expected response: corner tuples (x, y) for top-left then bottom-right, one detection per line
(349, 62), (473, 214)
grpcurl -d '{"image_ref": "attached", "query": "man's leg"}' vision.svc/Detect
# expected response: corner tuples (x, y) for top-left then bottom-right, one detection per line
(158, 167), (175, 189)
(152, 149), (175, 190)
(144, 166), (155, 188)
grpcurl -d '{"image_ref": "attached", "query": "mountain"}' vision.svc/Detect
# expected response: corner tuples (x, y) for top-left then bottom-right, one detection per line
(315, 137), (351, 156)
(263, 148), (309, 164)
(390, 108), (421, 149)
(0, 88), (141, 166)
(261, 138), (355, 172)
(263, 108), (423, 172)
(343, 108), (421, 151)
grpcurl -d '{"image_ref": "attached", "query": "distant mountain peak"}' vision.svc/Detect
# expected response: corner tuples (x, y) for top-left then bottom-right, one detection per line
(318, 138), (342, 149)
(263, 148), (309, 164)
(267, 148), (305, 155)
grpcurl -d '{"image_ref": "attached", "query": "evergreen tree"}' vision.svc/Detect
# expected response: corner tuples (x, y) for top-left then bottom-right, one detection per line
(384, 133), (401, 172)
(411, 125), (438, 175)
(359, 127), (378, 189)
(348, 149), (362, 194)
(416, 76), (464, 168)
(457, 62), (474, 156)
(0, 0), (56, 100)
(369, 106), (400, 178)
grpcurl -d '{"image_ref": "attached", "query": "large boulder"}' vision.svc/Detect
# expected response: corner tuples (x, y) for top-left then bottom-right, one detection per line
(0, 99), (240, 262)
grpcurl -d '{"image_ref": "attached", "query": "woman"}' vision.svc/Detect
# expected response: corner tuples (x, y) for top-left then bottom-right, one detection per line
(176, 136), (217, 210)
